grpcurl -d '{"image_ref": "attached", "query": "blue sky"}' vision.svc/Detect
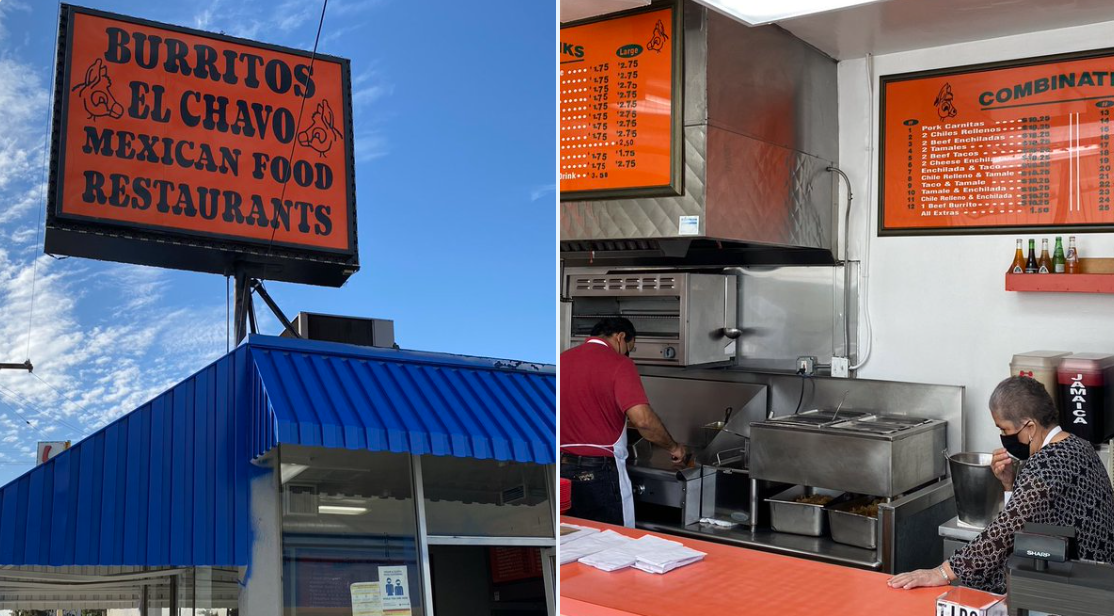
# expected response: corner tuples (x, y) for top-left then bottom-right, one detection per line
(0, 0), (555, 484)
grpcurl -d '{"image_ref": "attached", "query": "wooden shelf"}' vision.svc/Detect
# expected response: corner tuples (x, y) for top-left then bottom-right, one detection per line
(1006, 273), (1114, 294)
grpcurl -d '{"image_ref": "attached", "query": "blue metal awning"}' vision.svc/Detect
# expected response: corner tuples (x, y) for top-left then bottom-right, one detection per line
(0, 335), (555, 566)
(249, 337), (556, 464)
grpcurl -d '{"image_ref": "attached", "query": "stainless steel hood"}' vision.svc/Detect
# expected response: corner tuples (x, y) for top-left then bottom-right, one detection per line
(561, 0), (840, 267)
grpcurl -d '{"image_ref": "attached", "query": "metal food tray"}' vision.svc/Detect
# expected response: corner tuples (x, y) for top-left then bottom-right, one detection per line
(766, 485), (849, 537)
(827, 496), (883, 549)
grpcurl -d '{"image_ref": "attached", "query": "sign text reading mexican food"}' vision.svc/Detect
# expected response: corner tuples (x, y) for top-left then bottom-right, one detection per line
(881, 49), (1114, 235)
(47, 6), (356, 285)
(559, 6), (679, 199)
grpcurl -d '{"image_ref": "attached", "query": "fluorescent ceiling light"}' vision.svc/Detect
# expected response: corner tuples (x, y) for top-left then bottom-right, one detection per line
(697, 0), (887, 25)
(280, 463), (309, 484)
(318, 505), (368, 516)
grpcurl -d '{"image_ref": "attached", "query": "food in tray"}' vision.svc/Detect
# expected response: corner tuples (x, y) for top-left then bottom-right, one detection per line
(794, 494), (834, 506)
(848, 498), (885, 517)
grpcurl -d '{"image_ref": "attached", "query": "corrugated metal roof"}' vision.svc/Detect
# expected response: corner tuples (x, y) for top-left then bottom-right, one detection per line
(0, 335), (555, 566)
(0, 348), (255, 566)
(249, 336), (556, 464)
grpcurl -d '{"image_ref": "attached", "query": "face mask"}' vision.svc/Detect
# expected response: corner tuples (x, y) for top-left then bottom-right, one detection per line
(1000, 422), (1032, 460)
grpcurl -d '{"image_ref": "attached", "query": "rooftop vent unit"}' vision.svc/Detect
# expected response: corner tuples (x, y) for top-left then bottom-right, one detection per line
(282, 312), (396, 349)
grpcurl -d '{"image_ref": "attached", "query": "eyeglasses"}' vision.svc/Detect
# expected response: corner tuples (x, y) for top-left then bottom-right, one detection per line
(1000, 420), (1032, 436)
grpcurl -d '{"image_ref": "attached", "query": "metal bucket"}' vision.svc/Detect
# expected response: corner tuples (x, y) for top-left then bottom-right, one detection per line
(947, 452), (1004, 528)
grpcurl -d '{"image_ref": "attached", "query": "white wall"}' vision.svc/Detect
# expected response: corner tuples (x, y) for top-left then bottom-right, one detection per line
(838, 21), (1114, 453)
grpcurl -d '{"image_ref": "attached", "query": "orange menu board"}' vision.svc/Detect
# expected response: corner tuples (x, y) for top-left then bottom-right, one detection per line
(560, 7), (678, 199)
(881, 50), (1114, 235)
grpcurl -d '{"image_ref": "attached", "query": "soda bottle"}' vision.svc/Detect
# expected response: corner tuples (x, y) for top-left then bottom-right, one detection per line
(1066, 236), (1080, 274)
(1025, 239), (1038, 274)
(1008, 239), (1025, 274)
(1053, 237), (1066, 273)
(1037, 239), (1052, 274)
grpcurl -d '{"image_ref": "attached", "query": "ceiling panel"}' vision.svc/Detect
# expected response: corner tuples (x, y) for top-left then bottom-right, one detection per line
(561, 0), (651, 23)
(775, 0), (1114, 59)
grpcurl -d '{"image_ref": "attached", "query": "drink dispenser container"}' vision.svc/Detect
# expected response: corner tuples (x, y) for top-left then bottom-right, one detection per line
(1011, 351), (1070, 413)
(1057, 353), (1114, 444)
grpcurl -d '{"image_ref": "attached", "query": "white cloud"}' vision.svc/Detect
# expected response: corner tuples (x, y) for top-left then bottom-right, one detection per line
(354, 131), (389, 162)
(0, 58), (49, 192)
(531, 185), (556, 202)
(0, 1), (31, 46)
(0, 51), (227, 481)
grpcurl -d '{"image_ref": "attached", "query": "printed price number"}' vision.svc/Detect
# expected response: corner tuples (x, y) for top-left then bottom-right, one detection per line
(1101, 109), (1111, 210)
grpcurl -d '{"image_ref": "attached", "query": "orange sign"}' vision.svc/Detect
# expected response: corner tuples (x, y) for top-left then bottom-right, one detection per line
(881, 50), (1114, 234)
(46, 6), (356, 285)
(560, 7), (677, 198)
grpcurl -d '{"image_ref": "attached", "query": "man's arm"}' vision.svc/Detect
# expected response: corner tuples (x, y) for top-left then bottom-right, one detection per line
(626, 404), (686, 463)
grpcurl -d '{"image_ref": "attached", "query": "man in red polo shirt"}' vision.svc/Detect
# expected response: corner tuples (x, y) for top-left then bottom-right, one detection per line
(560, 317), (686, 527)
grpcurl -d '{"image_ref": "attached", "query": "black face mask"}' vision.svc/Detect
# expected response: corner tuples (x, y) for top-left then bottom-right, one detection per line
(1000, 423), (1032, 460)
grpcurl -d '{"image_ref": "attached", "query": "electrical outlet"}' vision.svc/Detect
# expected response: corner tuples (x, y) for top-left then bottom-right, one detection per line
(796, 356), (817, 375)
(831, 356), (850, 378)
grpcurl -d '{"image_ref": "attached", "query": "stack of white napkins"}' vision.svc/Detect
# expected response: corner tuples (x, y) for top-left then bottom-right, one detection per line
(631, 537), (707, 574)
(559, 524), (600, 545)
(577, 534), (706, 574)
(560, 529), (630, 565)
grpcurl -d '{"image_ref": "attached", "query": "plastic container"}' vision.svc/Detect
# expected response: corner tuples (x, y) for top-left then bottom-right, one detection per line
(948, 452), (1003, 528)
(1010, 351), (1070, 412)
(1057, 353), (1114, 444)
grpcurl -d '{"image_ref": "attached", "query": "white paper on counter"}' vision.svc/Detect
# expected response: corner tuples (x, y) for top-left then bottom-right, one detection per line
(632, 541), (707, 574)
(578, 534), (688, 572)
(560, 530), (630, 565)
(560, 524), (600, 545)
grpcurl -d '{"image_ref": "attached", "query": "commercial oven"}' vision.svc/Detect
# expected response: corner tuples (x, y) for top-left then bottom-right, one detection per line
(565, 268), (737, 366)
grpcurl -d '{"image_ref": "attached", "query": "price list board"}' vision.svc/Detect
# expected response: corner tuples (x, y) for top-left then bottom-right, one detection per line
(560, 6), (680, 200)
(880, 50), (1114, 235)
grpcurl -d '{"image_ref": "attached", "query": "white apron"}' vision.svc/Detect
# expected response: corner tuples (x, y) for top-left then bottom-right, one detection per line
(561, 426), (635, 528)
(562, 337), (636, 527)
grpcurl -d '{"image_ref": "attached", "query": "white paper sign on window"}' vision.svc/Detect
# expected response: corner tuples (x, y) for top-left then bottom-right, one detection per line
(351, 582), (383, 616)
(378, 566), (412, 616)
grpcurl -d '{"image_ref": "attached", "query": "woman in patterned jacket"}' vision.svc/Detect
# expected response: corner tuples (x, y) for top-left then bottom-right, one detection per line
(887, 376), (1114, 594)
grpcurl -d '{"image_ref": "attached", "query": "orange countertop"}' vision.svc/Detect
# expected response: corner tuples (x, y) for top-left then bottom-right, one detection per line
(560, 517), (942, 616)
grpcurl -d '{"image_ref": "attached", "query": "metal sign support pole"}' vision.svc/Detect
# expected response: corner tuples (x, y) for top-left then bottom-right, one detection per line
(233, 270), (250, 345)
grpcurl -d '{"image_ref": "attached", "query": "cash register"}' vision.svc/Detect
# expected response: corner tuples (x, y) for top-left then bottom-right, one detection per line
(1006, 523), (1114, 616)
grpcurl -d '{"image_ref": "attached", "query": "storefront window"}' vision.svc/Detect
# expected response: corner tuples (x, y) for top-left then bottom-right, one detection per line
(421, 457), (554, 538)
(279, 446), (423, 616)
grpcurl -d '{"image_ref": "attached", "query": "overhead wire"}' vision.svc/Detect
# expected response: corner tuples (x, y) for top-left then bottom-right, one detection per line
(259, 0), (330, 301)
(23, 2), (64, 362)
(0, 394), (49, 440)
(29, 372), (95, 419)
(0, 382), (85, 435)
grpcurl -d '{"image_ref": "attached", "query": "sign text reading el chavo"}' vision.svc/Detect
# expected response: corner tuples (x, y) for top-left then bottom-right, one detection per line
(47, 6), (357, 286)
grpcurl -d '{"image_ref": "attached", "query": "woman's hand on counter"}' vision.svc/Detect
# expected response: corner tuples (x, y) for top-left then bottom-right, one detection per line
(990, 448), (1016, 491)
(887, 563), (953, 590)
